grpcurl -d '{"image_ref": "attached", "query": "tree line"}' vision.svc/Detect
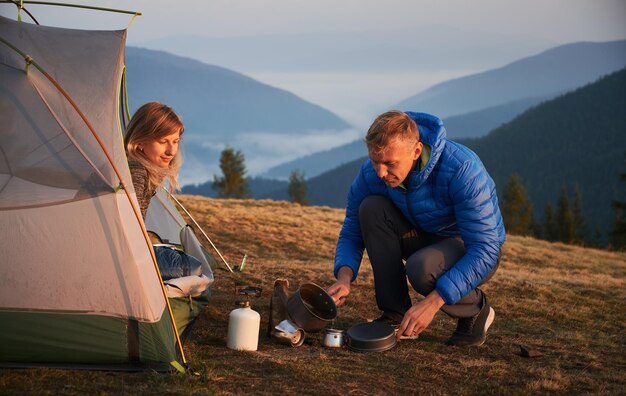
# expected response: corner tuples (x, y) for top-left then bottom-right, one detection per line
(211, 147), (626, 250)
(461, 68), (626, 250)
(501, 162), (626, 250)
(212, 147), (308, 205)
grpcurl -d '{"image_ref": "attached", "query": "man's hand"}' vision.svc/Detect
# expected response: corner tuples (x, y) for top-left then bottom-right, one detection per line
(327, 266), (353, 306)
(396, 290), (445, 340)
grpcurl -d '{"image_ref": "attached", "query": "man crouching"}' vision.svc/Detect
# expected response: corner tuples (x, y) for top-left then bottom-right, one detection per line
(328, 111), (505, 346)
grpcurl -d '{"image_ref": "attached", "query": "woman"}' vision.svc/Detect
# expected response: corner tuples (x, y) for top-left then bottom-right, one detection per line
(125, 102), (201, 280)
(124, 102), (184, 220)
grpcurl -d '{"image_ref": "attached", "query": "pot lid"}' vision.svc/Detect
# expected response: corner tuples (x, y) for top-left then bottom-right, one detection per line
(346, 321), (396, 353)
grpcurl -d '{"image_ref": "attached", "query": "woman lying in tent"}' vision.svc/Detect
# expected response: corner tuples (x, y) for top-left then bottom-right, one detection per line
(124, 102), (213, 339)
(124, 102), (203, 282)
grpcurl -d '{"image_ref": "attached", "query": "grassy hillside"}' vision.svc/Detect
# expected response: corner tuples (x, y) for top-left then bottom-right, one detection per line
(1, 196), (624, 394)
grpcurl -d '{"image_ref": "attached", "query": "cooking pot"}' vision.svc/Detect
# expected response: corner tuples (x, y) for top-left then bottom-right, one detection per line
(346, 321), (396, 352)
(286, 283), (337, 332)
(322, 328), (345, 348)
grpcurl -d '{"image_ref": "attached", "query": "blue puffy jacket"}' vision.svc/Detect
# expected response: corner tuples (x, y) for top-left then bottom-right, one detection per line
(334, 112), (506, 305)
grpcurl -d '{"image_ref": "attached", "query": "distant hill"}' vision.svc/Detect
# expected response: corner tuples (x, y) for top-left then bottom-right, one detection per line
(463, 67), (626, 239)
(260, 139), (366, 180)
(125, 47), (351, 140)
(125, 47), (353, 184)
(442, 96), (550, 139)
(303, 68), (626, 241)
(140, 26), (554, 74)
(397, 40), (626, 118)
(260, 40), (626, 179)
(182, 177), (289, 200)
(260, 97), (549, 180)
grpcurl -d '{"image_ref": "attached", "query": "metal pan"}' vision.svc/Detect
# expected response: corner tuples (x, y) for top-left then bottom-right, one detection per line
(286, 283), (337, 332)
(346, 321), (396, 352)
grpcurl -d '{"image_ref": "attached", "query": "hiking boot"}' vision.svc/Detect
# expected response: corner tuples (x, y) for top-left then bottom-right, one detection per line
(446, 295), (495, 347)
(373, 314), (419, 340)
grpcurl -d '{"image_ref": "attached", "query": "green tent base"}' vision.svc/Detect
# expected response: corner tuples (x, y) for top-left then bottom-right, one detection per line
(0, 288), (211, 372)
(0, 361), (175, 372)
(171, 288), (212, 343)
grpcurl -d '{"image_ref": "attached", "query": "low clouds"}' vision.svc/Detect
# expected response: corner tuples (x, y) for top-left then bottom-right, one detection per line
(180, 128), (361, 185)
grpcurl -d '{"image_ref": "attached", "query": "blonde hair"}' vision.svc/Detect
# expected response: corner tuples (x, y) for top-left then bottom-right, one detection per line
(124, 102), (184, 191)
(365, 111), (419, 154)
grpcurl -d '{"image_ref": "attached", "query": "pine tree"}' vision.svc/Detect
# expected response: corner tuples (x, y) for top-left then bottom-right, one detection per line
(610, 201), (626, 249)
(543, 203), (558, 241)
(212, 147), (250, 199)
(571, 185), (588, 245)
(556, 186), (574, 243)
(288, 170), (308, 205)
(609, 155), (626, 249)
(501, 173), (534, 236)
(591, 224), (604, 248)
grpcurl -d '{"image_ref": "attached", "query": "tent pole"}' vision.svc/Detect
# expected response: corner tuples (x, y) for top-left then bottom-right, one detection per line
(122, 67), (132, 121)
(165, 190), (235, 273)
(0, 37), (188, 367)
(2, 1), (142, 16)
(2, 0), (39, 24)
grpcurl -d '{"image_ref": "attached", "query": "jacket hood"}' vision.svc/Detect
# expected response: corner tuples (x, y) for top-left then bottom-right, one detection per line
(404, 112), (447, 191)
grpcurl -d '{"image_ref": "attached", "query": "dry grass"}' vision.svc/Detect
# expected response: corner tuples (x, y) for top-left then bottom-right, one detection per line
(2, 195), (625, 395)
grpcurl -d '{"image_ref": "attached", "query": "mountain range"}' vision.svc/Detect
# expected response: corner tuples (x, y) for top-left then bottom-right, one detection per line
(125, 47), (350, 138)
(186, 66), (626, 244)
(125, 46), (353, 184)
(397, 40), (626, 117)
(260, 40), (626, 180)
(139, 25), (555, 74)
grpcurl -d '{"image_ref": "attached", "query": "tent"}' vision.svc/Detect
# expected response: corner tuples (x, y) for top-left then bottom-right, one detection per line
(0, 12), (213, 371)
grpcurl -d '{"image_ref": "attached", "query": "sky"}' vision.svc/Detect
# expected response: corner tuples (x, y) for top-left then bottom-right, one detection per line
(5, 1), (625, 43)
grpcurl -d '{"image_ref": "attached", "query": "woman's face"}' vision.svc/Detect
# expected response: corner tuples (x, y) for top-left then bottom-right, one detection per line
(139, 130), (181, 168)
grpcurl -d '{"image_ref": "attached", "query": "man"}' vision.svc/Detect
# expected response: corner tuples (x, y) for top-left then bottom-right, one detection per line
(327, 111), (505, 346)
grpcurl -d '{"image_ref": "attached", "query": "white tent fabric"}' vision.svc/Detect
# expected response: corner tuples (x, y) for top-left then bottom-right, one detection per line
(1, 194), (165, 320)
(0, 17), (131, 195)
(145, 188), (187, 246)
(146, 188), (215, 284)
(0, 15), (167, 322)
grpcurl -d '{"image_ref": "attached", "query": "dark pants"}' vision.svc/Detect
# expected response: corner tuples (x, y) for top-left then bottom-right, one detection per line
(359, 196), (498, 323)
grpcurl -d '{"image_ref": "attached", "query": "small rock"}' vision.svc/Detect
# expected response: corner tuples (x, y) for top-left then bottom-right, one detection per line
(519, 344), (543, 358)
